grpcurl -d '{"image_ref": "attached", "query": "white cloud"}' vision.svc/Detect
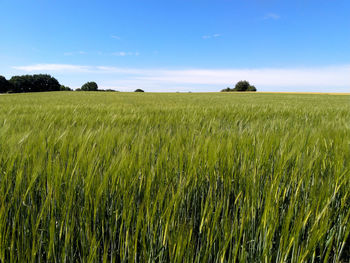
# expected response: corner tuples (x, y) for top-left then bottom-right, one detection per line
(202, 34), (221, 39)
(12, 64), (350, 92)
(264, 13), (280, 20)
(64, 51), (86, 56)
(111, 51), (140, 56)
(114, 52), (127, 56)
(111, 35), (121, 40)
(13, 64), (92, 72)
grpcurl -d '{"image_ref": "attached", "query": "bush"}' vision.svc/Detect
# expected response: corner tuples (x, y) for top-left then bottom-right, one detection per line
(0, 76), (11, 93)
(81, 82), (98, 91)
(60, 85), (72, 91)
(220, 87), (232, 92)
(98, 89), (118, 92)
(105, 89), (118, 92)
(134, 89), (144, 92)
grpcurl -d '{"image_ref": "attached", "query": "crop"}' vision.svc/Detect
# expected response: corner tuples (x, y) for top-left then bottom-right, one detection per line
(0, 92), (349, 262)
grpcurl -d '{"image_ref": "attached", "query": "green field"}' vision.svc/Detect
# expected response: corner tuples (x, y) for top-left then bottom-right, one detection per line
(0, 92), (349, 262)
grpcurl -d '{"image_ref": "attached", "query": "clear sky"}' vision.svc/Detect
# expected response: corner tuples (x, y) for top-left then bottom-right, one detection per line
(1, 0), (349, 92)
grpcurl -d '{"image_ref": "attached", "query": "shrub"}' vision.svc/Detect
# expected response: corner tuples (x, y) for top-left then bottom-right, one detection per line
(104, 89), (118, 92)
(221, 87), (232, 92)
(98, 89), (118, 92)
(134, 89), (144, 92)
(60, 85), (72, 91)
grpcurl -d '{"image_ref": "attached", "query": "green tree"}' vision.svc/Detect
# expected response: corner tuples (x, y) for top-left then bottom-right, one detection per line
(134, 89), (144, 92)
(32, 74), (60, 92)
(233, 80), (251, 91)
(9, 75), (32, 93)
(247, 85), (257, 91)
(229, 81), (257, 92)
(81, 82), (98, 91)
(0, 76), (11, 93)
(9, 74), (60, 93)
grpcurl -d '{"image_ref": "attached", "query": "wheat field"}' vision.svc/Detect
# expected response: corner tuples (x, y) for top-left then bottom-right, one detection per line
(0, 92), (349, 262)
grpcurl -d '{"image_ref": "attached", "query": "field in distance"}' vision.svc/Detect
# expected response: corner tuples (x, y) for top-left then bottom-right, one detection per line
(0, 92), (349, 262)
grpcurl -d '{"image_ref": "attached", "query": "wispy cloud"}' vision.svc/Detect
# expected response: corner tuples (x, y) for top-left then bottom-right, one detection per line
(64, 51), (86, 56)
(13, 64), (92, 72)
(111, 51), (140, 57)
(12, 64), (350, 92)
(111, 35), (121, 40)
(96, 51), (140, 56)
(264, 13), (281, 20)
(12, 64), (144, 74)
(202, 33), (221, 39)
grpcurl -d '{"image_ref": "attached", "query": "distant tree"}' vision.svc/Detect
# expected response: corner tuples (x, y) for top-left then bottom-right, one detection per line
(9, 74), (60, 93)
(233, 80), (251, 92)
(75, 88), (82, 91)
(0, 76), (11, 93)
(9, 75), (32, 93)
(134, 89), (144, 92)
(221, 81), (257, 92)
(81, 81), (98, 91)
(247, 85), (257, 92)
(60, 85), (72, 91)
(32, 74), (60, 92)
(221, 87), (232, 92)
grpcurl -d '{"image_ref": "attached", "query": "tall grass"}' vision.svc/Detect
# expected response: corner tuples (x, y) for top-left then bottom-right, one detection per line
(0, 92), (349, 262)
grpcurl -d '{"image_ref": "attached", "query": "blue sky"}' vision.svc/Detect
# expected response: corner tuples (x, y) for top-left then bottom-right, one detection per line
(1, 0), (349, 92)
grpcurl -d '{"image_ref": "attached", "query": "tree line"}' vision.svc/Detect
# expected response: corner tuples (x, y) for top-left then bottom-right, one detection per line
(0, 74), (145, 93)
(1, 74), (256, 94)
(0, 74), (70, 93)
(0, 75), (117, 93)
